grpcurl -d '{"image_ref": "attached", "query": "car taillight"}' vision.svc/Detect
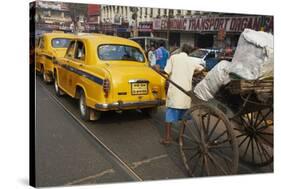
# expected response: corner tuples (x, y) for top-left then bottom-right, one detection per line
(103, 79), (110, 98)
(152, 86), (159, 94)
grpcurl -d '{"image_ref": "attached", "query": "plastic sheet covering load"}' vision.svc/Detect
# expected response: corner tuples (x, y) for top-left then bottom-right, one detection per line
(194, 60), (231, 101)
(229, 29), (274, 80)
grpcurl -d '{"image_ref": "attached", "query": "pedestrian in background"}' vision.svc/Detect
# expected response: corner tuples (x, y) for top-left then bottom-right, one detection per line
(148, 45), (156, 67)
(155, 42), (169, 71)
(160, 44), (204, 145)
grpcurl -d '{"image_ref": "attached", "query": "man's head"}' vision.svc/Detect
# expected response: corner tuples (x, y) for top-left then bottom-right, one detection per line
(181, 44), (193, 55)
(159, 41), (165, 48)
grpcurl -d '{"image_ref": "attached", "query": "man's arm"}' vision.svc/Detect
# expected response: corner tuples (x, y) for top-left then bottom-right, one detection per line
(193, 64), (205, 75)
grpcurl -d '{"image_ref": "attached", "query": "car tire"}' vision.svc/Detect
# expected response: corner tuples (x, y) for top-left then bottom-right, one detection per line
(42, 67), (49, 83)
(54, 74), (64, 97)
(79, 91), (91, 121)
(36, 65), (42, 76)
(39, 64), (44, 76)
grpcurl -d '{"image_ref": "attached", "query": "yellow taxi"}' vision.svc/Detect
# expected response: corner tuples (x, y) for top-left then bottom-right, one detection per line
(54, 34), (166, 121)
(35, 31), (74, 82)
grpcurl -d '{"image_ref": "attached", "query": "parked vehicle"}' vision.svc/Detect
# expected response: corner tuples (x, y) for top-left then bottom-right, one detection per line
(54, 34), (166, 121)
(217, 47), (236, 62)
(129, 36), (168, 52)
(189, 48), (221, 69)
(35, 31), (74, 82)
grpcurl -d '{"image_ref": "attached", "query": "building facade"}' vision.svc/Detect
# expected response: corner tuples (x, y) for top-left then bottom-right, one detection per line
(99, 5), (199, 39)
(34, 2), (273, 50)
(99, 5), (273, 49)
(35, 1), (72, 33)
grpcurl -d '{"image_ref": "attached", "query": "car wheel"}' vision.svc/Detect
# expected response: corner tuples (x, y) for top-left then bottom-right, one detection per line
(42, 68), (49, 83)
(54, 74), (64, 97)
(39, 64), (44, 76)
(79, 91), (91, 121)
(35, 64), (42, 75)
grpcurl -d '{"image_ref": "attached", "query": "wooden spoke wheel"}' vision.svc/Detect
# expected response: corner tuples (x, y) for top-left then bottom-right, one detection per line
(179, 104), (239, 177)
(234, 107), (273, 167)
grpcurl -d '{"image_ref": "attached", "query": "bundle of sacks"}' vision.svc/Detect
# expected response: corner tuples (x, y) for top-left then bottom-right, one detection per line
(194, 29), (274, 101)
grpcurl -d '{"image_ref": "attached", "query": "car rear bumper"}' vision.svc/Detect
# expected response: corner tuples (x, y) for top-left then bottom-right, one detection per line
(95, 99), (165, 111)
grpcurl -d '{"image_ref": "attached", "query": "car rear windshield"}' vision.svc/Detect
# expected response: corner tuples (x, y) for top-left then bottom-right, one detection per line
(51, 38), (71, 48)
(189, 49), (208, 58)
(98, 44), (145, 62)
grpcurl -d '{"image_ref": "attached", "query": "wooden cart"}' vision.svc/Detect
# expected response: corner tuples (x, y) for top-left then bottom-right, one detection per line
(178, 78), (273, 176)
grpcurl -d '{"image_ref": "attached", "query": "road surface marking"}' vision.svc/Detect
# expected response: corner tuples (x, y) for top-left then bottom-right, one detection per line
(65, 169), (115, 185)
(131, 154), (168, 169)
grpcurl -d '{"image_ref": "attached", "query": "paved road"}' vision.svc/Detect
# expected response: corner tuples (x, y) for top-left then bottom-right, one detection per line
(35, 76), (273, 187)
(35, 77), (186, 187)
(36, 79), (138, 187)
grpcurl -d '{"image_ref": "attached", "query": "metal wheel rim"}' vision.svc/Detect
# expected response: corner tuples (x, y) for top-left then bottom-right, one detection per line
(179, 104), (238, 177)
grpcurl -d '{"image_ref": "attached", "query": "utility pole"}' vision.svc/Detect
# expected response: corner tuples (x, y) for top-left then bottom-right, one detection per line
(130, 7), (138, 37)
(167, 15), (170, 47)
(133, 12), (138, 37)
(167, 9), (172, 49)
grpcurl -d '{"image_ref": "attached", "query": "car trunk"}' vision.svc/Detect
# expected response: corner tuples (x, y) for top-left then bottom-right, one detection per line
(103, 62), (164, 104)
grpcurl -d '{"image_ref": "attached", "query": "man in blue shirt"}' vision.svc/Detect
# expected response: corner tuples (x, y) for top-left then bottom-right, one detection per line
(155, 42), (169, 70)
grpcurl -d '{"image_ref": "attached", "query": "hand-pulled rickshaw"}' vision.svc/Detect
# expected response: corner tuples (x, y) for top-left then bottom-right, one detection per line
(155, 69), (273, 177)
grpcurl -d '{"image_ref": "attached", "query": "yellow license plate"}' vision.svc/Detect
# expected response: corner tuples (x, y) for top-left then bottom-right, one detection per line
(131, 83), (148, 95)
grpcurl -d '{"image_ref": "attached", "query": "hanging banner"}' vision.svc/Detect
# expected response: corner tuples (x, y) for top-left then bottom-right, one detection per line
(88, 4), (100, 16)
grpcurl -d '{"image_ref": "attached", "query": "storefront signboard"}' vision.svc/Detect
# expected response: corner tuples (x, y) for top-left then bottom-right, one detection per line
(153, 16), (273, 33)
(138, 22), (153, 32)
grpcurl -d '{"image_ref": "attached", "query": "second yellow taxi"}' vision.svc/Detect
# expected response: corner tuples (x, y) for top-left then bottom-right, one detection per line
(35, 31), (74, 82)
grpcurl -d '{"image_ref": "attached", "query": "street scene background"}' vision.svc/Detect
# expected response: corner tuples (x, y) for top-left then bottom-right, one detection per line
(34, 1), (273, 50)
(0, 0), (280, 189)
(30, 0), (274, 188)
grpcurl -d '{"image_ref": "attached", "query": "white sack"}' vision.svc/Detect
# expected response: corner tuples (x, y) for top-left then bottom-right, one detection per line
(194, 60), (231, 101)
(229, 29), (273, 80)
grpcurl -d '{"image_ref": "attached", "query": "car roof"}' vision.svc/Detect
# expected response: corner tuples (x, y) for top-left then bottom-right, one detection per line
(42, 32), (75, 39)
(76, 33), (141, 47)
(129, 36), (168, 41)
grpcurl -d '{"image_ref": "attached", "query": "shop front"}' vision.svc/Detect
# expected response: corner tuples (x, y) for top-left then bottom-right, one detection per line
(153, 15), (273, 49)
(87, 15), (100, 33)
(138, 22), (153, 37)
(101, 24), (116, 35)
(194, 33), (214, 48)
(87, 4), (101, 33)
(116, 23), (130, 38)
(186, 15), (273, 48)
